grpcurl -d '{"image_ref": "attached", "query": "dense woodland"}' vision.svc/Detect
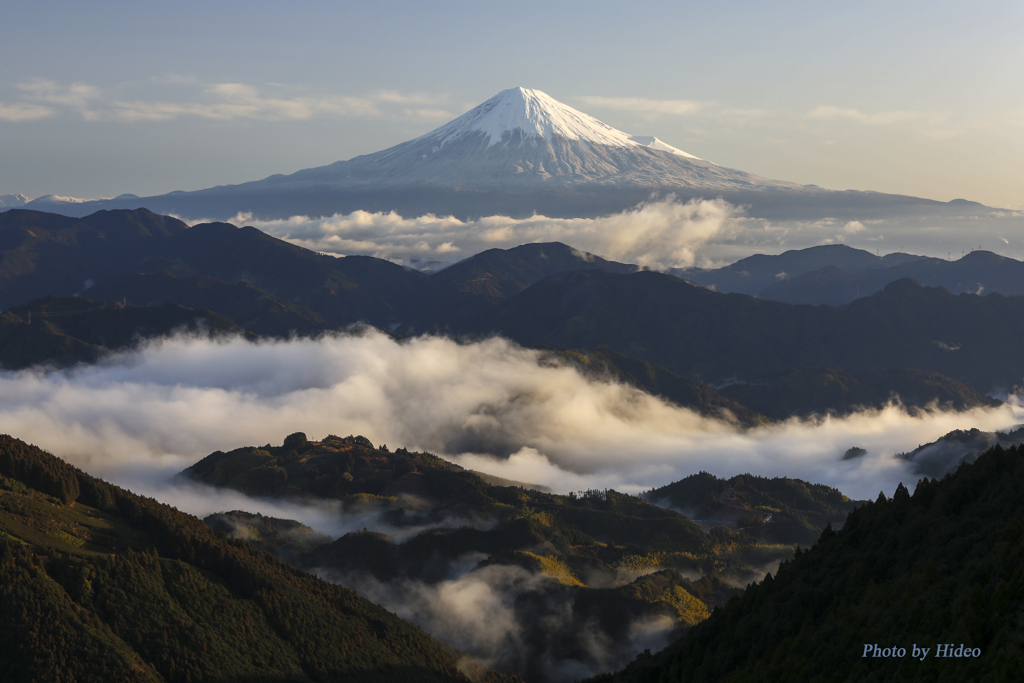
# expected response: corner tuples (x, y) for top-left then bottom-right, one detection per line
(591, 445), (1024, 682)
(0, 434), (515, 682)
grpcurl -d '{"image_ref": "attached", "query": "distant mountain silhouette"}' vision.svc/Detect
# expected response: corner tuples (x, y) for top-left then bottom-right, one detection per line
(759, 249), (1024, 305)
(675, 244), (922, 296)
(0, 295), (246, 368)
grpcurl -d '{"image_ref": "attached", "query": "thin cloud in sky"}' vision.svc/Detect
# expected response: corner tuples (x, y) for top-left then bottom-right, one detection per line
(0, 102), (53, 121)
(5, 78), (455, 123)
(807, 105), (946, 126)
(576, 95), (705, 118)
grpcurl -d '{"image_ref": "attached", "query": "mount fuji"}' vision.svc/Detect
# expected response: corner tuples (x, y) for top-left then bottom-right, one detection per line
(17, 87), (993, 221)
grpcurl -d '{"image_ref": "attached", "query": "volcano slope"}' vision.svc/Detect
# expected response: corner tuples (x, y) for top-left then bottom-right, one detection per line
(590, 445), (1024, 683)
(0, 434), (514, 683)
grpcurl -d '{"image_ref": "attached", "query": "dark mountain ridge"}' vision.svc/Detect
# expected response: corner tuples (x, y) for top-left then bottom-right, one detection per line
(674, 244), (923, 296)
(896, 424), (1024, 478)
(455, 270), (1024, 392)
(0, 208), (427, 330)
(760, 249), (1024, 306)
(0, 295), (248, 369)
(180, 431), (861, 680)
(0, 208), (1014, 420)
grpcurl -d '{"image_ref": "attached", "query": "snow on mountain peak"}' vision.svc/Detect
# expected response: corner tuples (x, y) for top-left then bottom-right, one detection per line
(0, 193), (30, 208)
(420, 87), (701, 159)
(627, 135), (701, 160)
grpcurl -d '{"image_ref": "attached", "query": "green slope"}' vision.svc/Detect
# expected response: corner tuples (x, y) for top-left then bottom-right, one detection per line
(0, 434), (515, 683)
(646, 471), (863, 546)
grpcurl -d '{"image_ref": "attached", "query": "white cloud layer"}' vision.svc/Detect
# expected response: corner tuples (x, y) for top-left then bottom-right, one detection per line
(230, 197), (741, 269)
(1, 330), (1019, 514)
(807, 106), (948, 126)
(226, 198), (1024, 270)
(2, 328), (1003, 683)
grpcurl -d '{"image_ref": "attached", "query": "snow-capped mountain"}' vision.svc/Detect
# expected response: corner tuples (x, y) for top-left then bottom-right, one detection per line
(0, 194), (29, 208)
(263, 87), (802, 194)
(411, 87), (701, 158)
(7, 88), (984, 221)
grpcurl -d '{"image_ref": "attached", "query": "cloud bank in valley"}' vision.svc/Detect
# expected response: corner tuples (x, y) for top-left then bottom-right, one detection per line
(223, 198), (1024, 271)
(0, 330), (1019, 514)
(320, 561), (679, 681)
(227, 197), (740, 270)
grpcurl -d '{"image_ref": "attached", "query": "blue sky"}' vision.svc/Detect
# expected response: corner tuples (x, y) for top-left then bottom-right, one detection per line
(2, 0), (1022, 208)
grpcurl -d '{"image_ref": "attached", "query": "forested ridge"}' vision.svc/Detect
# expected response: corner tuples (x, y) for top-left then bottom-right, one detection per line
(0, 434), (516, 683)
(185, 433), (864, 680)
(591, 444), (1024, 682)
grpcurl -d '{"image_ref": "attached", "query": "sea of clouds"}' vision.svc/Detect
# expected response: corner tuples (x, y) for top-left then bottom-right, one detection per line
(3, 329), (1020, 518)
(218, 197), (1024, 270)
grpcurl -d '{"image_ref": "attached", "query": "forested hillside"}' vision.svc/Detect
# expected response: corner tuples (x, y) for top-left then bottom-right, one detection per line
(0, 434), (514, 683)
(593, 445), (1024, 682)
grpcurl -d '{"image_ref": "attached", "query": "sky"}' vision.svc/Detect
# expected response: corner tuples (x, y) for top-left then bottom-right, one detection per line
(1, 0), (1022, 209)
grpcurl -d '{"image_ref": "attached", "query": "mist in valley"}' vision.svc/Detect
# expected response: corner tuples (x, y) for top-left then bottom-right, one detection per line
(2, 329), (1018, 509)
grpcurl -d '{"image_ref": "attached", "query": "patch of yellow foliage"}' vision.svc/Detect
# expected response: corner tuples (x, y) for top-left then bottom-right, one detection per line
(613, 551), (702, 573)
(523, 552), (586, 587)
(50, 528), (86, 548)
(662, 586), (711, 626)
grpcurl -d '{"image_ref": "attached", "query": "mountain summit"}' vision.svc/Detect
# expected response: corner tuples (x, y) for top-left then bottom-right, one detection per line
(413, 87), (700, 158)
(16, 87), (983, 221)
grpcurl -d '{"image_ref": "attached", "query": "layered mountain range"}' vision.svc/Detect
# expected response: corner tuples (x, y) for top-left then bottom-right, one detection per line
(7, 88), (1001, 221)
(3, 205), (1022, 679)
(0, 207), (1016, 436)
(678, 244), (1024, 306)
